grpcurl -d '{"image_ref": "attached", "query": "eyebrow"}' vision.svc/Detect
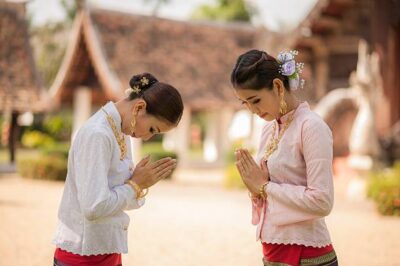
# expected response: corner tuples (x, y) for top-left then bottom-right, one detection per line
(246, 96), (257, 100)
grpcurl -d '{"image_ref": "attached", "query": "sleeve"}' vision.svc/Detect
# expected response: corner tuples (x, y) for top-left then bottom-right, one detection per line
(265, 118), (334, 226)
(74, 131), (144, 221)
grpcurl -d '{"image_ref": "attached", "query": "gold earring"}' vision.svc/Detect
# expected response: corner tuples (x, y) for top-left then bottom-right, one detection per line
(130, 115), (136, 135)
(279, 96), (287, 115)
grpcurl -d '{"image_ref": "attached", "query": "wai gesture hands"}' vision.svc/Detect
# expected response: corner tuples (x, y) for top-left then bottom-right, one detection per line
(130, 155), (177, 189)
(235, 149), (269, 197)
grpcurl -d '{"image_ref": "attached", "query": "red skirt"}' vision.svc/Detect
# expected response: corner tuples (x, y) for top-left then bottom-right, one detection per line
(54, 248), (122, 266)
(262, 243), (338, 266)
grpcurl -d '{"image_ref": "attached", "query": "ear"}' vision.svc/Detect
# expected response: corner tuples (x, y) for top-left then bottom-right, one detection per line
(132, 99), (147, 115)
(272, 78), (285, 97)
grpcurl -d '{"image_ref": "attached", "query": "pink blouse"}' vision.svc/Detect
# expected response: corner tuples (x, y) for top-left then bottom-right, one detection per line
(252, 101), (334, 247)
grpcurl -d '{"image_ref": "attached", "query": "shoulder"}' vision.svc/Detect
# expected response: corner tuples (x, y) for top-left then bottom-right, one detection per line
(299, 110), (331, 136)
(74, 121), (112, 149)
(297, 110), (332, 151)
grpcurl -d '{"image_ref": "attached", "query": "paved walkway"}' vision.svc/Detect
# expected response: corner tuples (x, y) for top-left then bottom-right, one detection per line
(0, 170), (399, 266)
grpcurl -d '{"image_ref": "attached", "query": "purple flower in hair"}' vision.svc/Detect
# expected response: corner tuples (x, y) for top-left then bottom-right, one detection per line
(281, 60), (296, 76)
(277, 51), (294, 63)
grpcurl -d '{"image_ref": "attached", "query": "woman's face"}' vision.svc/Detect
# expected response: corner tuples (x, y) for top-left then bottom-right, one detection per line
(234, 78), (286, 121)
(122, 100), (175, 141)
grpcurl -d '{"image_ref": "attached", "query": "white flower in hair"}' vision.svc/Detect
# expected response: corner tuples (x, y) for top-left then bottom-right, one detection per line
(124, 88), (134, 96)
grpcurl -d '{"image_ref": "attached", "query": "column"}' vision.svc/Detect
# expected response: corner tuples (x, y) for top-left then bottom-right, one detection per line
(72, 86), (92, 141)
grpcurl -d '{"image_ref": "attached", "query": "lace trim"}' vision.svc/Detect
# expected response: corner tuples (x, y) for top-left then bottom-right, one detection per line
(53, 240), (127, 256)
(261, 238), (332, 248)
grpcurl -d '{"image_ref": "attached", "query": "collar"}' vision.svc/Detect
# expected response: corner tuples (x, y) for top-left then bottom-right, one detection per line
(276, 101), (309, 124)
(102, 101), (123, 133)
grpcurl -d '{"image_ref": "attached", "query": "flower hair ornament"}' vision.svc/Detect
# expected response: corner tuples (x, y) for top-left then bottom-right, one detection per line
(277, 50), (305, 90)
(124, 76), (149, 96)
(124, 85), (141, 96)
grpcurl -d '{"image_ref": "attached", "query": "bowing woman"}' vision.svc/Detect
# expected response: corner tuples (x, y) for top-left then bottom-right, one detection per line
(53, 73), (183, 266)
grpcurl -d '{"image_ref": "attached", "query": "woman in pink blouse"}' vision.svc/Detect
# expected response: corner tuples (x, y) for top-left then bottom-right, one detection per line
(231, 49), (338, 266)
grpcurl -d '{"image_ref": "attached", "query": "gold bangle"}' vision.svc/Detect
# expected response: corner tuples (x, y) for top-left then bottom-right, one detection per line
(125, 180), (145, 199)
(259, 182), (269, 199)
(248, 191), (260, 200)
(141, 188), (149, 198)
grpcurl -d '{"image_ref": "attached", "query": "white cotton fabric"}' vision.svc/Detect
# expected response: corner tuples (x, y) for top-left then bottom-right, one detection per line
(52, 102), (145, 255)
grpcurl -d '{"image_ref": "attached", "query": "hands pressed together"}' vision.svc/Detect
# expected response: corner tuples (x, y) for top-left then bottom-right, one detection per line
(235, 149), (269, 199)
(128, 155), (177, 196)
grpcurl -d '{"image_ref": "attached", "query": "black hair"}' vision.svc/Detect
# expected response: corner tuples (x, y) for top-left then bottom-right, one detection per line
(230, 49), (290, 91)
(128, 73), (184, 125)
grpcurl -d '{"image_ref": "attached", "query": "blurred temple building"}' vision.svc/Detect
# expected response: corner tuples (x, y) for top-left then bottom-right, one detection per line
(0, 0), (48, 163)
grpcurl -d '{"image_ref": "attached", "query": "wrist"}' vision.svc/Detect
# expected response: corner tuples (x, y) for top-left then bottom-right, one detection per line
(258, 181), (269, 199)
(125, 179), (148, 199)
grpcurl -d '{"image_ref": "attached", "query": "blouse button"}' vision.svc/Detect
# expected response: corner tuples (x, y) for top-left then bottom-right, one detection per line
(123, 226), (128, 231)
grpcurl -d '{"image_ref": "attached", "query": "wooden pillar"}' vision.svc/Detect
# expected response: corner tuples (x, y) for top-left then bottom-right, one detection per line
(72, 86), (92, 140)
(8, 111), (18, 163)
(203, 111), (218, 162)
(314, 44), (330, 99)
(164, 107), (191, 164)
(203, 108), (234, 163)
(216, 108), (234, 163)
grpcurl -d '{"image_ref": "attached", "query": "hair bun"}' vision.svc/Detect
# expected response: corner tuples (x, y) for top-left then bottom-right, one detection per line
(129, 73), (158, 92)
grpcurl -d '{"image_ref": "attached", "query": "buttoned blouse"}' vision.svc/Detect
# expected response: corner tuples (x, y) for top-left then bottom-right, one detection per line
(252, 102), (334, 247)
(52, 102), (145, 255)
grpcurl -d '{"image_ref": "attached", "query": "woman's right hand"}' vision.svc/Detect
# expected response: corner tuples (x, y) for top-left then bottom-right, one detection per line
(130, 155), (177, 189)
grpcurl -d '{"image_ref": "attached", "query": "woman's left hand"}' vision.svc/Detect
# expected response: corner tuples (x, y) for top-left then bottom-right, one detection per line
(235, 149), (269, 196)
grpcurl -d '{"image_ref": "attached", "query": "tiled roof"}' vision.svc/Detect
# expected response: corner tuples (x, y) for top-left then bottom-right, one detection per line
(51, 8), (261, 110)
(0, 1), (46, 112)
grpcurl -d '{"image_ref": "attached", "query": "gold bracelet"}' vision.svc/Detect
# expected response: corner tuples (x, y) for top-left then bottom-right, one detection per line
(125, 180), (146, 199)
(141, 188), (149, 198)
(259, 182), (269, 199)
(248, 191), (261, 200)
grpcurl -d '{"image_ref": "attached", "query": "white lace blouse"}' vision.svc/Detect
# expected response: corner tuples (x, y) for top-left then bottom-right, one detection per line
(52, 102), (145, 255)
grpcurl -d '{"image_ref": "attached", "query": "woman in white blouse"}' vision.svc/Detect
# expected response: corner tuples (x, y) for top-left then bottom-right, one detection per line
(53, 73), (183, 266)
(231, 50), (338, 266)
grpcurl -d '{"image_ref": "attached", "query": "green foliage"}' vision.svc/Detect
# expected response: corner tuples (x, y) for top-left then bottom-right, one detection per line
(31, 23), (67, 87)
(225, 163), (245, 188)
(192, 0), (251, 22)
(43, 113), (72, 141)
(224, 140), (248, 189)
(141, 141), (178, 179)
(367, 162), (400, 216)
(18, 154), (68, 181)
(40, 142), (70, 159)
(142, 0), (171, 15)
(21, 130), (55, 149)
(142, 142), (178, 160)
(61, 0), (78, 22)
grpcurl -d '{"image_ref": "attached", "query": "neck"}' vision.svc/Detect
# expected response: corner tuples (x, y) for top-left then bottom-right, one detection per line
(114, 99), (132, 133)
(277, 93), (300, 119)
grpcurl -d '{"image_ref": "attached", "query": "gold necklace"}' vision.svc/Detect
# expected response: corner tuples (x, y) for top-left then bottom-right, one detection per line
(102, 108), (127, 160)
(263, 108), (297, 161)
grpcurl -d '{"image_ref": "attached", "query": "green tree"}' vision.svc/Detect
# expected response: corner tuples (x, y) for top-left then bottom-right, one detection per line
(192, 0), (251, 22)
(31, 23), (67, 87)
(142, 0), (171, 16)
(60, 0), (79, 23)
